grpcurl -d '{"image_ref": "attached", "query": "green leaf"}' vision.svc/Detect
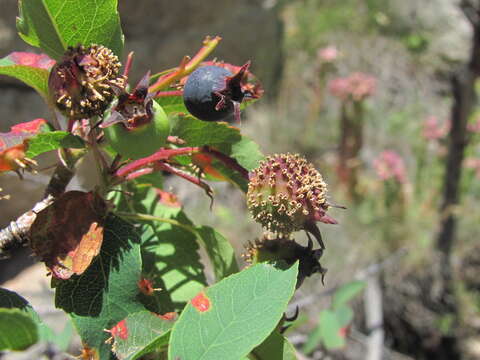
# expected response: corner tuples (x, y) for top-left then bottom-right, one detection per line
(55, 215), (145, 359)
(112, 310), (174, 360)
(332, 281), (365, 309)
(301, 317), (323, 355)
(0, 288), (42, 350)
(51, 320), (74, 352)
(0, 288), (30, 309)
(319, 310), (346, 350)
(250, 330), (298, 360)
(0, 288), (54, 345)
(302, 307), (351, 354)
(170, 115), (264, 191)
(170, 114), (241, 151)
(195, 226), (239, 281)
(168, 262), (299, 360)
(25, 131), (85, 158)
(0, 308), (38, 351)
(156, 95), (187, 115)
(335, 305), (354, 327)
(17, 0), (124, 60)
(120, 187), (208, 313)
(230, 136), (264, 172)
(0, 52), (53, 100)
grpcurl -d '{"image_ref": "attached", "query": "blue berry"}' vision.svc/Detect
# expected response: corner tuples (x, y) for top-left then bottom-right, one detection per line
(183, 64), (247, 122)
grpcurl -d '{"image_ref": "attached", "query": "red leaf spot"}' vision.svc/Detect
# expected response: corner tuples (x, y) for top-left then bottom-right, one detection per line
(9, 52), (55, 69)
(79, 344), (99, 360)
(138, 277), (155, 296)
(155, 188), (181, 207)
(156, 311), (178, 321)
(11, 118), (48, 133)
(339, 326), (349, 338)
(109, 320), (128, 340)
(191, 292), (211, 312)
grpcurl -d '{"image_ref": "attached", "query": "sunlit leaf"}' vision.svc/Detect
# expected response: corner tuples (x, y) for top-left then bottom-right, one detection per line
(25, 131), (85, 158)
(17, 0), (124, 59)
(111, 310), (175, 360)
(0, 52), (54, 99)
(0, 309), (38, 351)
(0, 288), (54, 349)
(169, 262), (298, 360)
(250, 330), (298, 360)
(55, 215), (145, 359)
(332, 280), (365, 309)
(195, 226), (239, 281)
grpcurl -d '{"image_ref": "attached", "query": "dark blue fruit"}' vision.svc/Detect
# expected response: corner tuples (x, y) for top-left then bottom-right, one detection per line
(183, 65), (247, 122)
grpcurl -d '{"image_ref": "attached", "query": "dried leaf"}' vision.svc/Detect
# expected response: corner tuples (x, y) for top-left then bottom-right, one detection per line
(29, 191), (107, 279)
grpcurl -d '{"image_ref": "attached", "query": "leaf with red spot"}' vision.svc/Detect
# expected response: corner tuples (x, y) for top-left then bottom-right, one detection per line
(137, 278), (157, 296)
(190, 292), (211, 313)
(0, 119), (84, 173)
(113, 187), (208, 314)
(0, 52), (54, 100)
(169, 262), (299, 360)
(154, 188), (182, 208)
(29, 191), (107, 279)
(302, 281), (364, 353)
(54, 215), (145, 359)
(302, 308), (351, 352)
(0, 119), (51, 173)
(108, 320), (129, 340)
(111, 310), (174, 360)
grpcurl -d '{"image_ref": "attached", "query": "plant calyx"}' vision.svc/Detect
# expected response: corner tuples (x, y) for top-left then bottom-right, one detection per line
(102, 72), (170, 159)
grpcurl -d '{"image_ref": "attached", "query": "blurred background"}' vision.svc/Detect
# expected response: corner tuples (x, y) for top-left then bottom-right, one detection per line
(1, 0), (480, 359)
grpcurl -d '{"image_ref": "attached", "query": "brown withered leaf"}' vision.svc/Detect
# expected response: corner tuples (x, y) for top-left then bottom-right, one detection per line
(29, 191), (107, 279)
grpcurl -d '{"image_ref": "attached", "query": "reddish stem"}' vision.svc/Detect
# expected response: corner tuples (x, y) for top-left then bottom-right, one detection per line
(148, 36), (222, 93)
(154, 90), (184, 98)
(123, 52), (134, 79)
(116, 147), (202, 177)
(202, 146), (249, 180)
(125, 168), (154, 181)
(154, 161), (213, 201)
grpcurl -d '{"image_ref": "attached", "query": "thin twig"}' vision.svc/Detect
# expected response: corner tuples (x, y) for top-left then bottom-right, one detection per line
(364, 274), (384, 360)
(0, 150), (82, 257)
(116, 211), (198, 236)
